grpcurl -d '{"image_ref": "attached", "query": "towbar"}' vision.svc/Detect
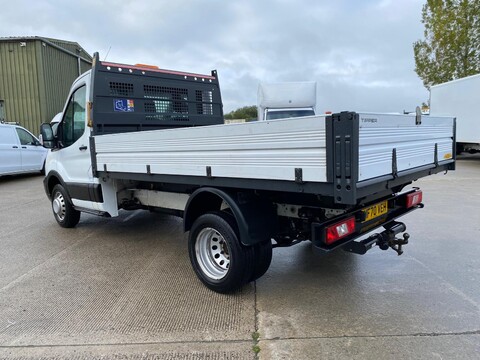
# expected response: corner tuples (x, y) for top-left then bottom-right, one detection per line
(343, 221), (409, 256)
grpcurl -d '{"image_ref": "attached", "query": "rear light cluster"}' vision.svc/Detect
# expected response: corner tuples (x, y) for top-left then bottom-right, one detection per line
(325, 217), (356, 245)
(406, 191), (423, 208)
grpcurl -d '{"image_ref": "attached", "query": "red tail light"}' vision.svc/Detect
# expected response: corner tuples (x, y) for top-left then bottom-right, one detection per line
(325, 217), (356, 245)
(406, 191), (423, 208)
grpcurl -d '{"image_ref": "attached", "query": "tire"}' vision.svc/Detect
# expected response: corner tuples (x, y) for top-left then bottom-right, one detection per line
(250, 239), (273, 282)
(456, 144), (464, 155)
(51, 184), (81, 228)
(188, 211), (254, 293)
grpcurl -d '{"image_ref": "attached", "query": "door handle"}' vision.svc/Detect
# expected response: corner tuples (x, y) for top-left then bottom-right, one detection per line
(79, 146), (88, 151)
(22, 146), (27, 149)
(12, 146), (18, 148)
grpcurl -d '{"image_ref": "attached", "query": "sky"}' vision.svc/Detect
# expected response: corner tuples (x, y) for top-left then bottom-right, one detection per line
(0, 0), (429, 114)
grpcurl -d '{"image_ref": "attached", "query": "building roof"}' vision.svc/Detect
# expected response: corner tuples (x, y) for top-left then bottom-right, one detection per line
(0, 36), (92, 62)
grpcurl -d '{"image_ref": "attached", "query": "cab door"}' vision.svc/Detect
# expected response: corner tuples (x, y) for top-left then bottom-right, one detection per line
(15, 127), (45, 171)
(54, 81), (98, 208)
(0, 126), (21, 174)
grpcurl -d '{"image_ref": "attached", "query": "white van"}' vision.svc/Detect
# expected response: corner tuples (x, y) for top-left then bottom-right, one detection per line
(0, 123), (48, 176)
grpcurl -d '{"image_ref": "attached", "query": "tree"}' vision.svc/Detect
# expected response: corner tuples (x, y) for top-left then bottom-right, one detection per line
(413, 0), (480, 89)
(224, 106), (257, 120)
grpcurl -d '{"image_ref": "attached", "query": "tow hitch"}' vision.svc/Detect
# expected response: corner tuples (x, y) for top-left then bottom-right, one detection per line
(343, 221), (410, 256)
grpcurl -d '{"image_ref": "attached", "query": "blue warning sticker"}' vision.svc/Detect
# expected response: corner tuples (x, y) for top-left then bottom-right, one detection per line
(113, 99), (135, 112)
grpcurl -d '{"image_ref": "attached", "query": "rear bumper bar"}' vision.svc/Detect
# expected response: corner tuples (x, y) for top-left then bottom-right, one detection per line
(311, 189), (422, 252)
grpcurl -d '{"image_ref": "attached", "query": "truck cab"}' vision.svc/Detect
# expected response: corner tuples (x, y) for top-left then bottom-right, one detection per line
(257, 81), (317, 121)
(40, 70), (107, 220)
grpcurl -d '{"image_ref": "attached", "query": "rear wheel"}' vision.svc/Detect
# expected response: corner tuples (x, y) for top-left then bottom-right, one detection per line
(250, 240), (273, 282)
(188, 211), (254, 293)
(51, 184), (80, 228)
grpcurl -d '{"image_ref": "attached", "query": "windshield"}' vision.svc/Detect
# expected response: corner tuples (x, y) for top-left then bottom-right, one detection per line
(266, 109), (315, 120)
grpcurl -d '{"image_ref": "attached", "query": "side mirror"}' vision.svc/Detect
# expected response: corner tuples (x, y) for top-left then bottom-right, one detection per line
(40, 123), (55, 149)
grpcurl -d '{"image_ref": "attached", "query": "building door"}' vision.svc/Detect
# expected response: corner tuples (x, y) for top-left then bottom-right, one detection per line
(0, 100), (5, 122)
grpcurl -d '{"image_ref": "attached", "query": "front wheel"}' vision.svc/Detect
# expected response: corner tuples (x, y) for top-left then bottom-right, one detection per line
(51, 184), (80, 228)
(188, 211), (254, 293)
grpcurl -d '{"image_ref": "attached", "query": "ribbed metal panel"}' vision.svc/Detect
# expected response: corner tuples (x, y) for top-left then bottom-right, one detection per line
(95, 116), (329, 182)
(41, 43), (83, 123)
(0, 37), (92, 134)
(44, 38), (80, 53)
(358, 114), (454, 181)
(80, 59), (91, 74)
(0, 39), (41, 132)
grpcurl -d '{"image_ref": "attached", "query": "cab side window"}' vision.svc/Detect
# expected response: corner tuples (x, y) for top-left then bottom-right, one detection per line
(62, 86), (86, 147)
(16, 128), (36, 145)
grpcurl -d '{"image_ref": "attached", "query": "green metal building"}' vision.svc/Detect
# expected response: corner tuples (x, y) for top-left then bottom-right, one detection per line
(0, 36), (92, 133)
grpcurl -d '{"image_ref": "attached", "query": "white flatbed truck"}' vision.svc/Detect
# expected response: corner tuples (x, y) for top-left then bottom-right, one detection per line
(40, 53), (456, 293)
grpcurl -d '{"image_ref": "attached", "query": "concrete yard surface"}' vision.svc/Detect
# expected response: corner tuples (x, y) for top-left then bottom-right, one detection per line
(0, 155), (479, 359)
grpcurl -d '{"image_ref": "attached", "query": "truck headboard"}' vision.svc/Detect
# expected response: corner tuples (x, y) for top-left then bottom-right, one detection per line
(90, 53), (224, 135)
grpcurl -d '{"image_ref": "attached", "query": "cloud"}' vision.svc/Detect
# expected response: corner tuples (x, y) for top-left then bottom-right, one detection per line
(0, 0), (429, 113)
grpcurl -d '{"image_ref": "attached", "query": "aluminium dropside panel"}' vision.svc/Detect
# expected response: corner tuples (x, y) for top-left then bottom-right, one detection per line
(357, 113), (454, 181)
(93, 111), (454, 205)
(94, 115), (329, 183)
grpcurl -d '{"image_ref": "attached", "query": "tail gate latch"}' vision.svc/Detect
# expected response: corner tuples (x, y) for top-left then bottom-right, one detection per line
(343, 222), (410, 256)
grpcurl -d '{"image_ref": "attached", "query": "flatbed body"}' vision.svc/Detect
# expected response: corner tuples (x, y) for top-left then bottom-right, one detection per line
(92, 111), (454, 205)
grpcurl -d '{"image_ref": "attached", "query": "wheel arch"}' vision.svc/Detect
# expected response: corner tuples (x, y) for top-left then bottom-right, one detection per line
(184, 187), (277, 246)
(44, 171), (69, 201)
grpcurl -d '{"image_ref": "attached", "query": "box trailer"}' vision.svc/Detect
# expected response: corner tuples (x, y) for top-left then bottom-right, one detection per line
(430, 73), (480, 153)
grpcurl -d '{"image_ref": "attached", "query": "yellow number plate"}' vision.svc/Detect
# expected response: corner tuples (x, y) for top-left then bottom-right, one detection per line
(362, 200), (388, 222)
